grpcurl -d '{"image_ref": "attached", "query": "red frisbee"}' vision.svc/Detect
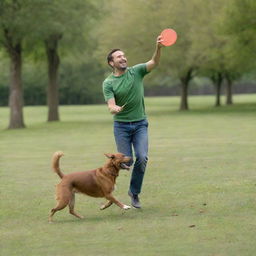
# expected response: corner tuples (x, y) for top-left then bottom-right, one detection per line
(160, 28), (177, 46)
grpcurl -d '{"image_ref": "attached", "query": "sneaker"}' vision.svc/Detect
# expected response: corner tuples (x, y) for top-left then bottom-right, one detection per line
(128, 191), (141, 208)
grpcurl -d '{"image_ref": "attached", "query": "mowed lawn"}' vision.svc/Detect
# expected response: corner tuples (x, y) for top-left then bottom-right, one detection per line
(1, 94), (256, 256)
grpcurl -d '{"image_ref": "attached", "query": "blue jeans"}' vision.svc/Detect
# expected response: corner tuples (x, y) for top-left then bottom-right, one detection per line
(114, 119), (148, 195)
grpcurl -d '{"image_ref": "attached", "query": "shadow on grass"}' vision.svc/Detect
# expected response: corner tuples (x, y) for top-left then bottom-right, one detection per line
(48, 205), (160, 225)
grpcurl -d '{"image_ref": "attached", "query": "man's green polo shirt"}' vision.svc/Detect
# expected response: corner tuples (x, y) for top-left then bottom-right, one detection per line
(102, 63), (150, 122)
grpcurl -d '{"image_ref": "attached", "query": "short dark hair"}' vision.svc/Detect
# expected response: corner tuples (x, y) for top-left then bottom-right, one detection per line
(107, 48), (121, 67)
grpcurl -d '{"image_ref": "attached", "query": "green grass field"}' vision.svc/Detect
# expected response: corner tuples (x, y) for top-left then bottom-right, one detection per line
(1, 94), (256, 256)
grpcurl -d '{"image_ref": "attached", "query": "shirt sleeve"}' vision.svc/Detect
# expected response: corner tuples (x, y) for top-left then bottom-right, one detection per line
(132, 63), (150, 77)
(102, 81), (114, 102)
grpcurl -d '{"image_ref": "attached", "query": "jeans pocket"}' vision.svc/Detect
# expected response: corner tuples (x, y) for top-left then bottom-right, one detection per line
(114, 121), (123, 128)
(142, 119), (149, 127)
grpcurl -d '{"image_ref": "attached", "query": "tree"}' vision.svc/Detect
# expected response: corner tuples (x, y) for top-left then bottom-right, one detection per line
(188, 0), (239, 107)
(45, 33), (62, 121)
(210, 72), (224, 107)
(222, 0), (256, 104)
(27, 0), (100, 121)
(0, 0), (30, 128)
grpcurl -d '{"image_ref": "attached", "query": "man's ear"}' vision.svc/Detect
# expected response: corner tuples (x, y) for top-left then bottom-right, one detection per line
(104, 153), (115, 159)
(109, 61), (114, 68)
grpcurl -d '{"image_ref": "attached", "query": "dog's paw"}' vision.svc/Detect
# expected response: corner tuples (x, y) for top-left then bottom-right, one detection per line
(123, 205), (131, 210)
(100, 205), (106, 210)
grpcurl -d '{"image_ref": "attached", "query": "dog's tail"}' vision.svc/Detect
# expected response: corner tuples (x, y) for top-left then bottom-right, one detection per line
(52, 151), (65, 179)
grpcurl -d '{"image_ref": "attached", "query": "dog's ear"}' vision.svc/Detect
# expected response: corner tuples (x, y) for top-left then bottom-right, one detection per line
(104, 153), (115, 159)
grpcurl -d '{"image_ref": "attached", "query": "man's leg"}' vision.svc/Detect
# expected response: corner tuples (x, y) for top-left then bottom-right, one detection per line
(129, 120), (148, 204)
(113, 121), (133, 165)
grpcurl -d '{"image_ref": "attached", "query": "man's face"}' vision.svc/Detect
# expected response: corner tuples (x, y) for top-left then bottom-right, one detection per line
(109, 51), (127, 70)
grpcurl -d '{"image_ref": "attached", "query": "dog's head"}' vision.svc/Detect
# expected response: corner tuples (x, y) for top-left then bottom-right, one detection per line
(104, 153), (131, 170)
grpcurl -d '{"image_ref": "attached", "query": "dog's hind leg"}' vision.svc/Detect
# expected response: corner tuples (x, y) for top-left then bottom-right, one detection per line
(69, 193), (84, 219)
(49, 200), (70, 223)
(100, 200), (113, 210)
(49, 183), (72, 223)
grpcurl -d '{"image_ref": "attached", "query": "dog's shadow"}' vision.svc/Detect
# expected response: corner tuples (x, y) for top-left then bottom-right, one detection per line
(49, 206), (158, 224)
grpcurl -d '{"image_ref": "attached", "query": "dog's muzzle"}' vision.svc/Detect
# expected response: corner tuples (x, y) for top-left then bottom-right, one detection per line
(120, 163), (130, 170)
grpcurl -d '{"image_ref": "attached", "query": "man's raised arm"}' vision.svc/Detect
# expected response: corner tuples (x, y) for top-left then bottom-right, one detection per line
(146, 35), (164, 72)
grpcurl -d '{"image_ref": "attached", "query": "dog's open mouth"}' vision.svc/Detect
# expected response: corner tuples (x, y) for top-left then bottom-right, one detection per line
(120, 163), (130, 170)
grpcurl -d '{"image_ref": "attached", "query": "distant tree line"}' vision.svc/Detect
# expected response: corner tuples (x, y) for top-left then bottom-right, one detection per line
(0, 60), (105, 106)
(1, 73), (255, 106)
(145, 80), (256, 98)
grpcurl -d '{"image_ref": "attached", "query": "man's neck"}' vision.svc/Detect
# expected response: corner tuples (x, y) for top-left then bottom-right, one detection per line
(113, 68), (127, 77)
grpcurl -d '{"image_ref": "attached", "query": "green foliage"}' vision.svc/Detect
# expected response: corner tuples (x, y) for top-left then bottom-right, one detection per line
(96, 0), (256, 85)
(0, 0), (105, 107)
(23, 0), (99, 53)
(59, 61), (105, 105)
(0, 0), (30, 43)
(222, 0), (256, 72)
(0, 0), (256, 109)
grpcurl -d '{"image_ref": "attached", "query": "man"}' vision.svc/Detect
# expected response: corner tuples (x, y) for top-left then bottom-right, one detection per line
(102, 35), (164, 208)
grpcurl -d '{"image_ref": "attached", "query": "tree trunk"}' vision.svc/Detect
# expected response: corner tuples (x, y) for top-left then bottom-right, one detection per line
(4, 30), (25, 129)
(179, 68), (193, 111)
(214, 72), (223, 107)
(179, 82), (189, 110)
(45, 34), (62, 122)
(225, 75), (233, 105)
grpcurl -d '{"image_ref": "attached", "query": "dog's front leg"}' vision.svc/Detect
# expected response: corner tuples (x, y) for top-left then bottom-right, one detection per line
(100, 200), (113, 210)
(105, 194), (131, 210)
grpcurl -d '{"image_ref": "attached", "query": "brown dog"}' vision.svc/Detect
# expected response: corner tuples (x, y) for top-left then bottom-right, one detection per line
(49, 152), (131, 222)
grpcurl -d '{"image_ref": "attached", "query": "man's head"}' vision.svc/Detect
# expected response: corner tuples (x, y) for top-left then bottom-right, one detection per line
(107, 49), (127, 71)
